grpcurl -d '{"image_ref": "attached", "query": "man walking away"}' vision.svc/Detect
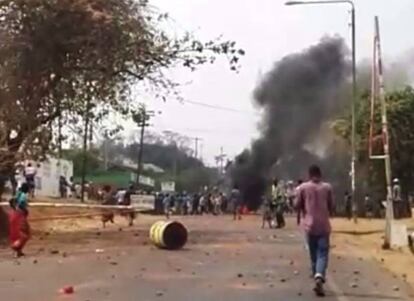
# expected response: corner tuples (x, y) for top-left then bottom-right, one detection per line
(296, 165), (334, 297)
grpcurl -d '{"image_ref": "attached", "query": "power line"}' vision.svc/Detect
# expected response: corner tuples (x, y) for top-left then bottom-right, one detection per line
(180, 99), (259, 115)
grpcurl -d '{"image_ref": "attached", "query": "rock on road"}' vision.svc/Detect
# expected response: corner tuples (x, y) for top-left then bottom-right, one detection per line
(0, 215), (412, 301)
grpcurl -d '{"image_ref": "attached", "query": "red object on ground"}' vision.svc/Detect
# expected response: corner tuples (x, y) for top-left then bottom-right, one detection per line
(60, 285), (74, 294)
(8, 210), (30, 251)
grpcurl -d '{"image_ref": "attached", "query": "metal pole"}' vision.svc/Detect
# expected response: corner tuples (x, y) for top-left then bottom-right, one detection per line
(136, 110), (146, 188)
(194, 137), (199, 159)
(350, 6), (357, 223)
(374, 16), (394, 249)
(81, 98), (91, 203)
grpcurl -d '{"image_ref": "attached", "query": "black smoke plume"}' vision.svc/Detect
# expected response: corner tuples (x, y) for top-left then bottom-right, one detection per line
(231, 37), (349, 209)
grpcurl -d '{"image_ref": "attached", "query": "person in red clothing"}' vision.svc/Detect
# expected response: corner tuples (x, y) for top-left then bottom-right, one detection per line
(9, 183), (31, 258)
(295, 165), (334, 297)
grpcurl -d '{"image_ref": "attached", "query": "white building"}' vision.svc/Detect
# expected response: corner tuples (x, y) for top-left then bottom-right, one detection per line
(16, 157), (73, 198)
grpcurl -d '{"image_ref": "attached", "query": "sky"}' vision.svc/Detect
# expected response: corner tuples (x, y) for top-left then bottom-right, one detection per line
(130, 0), (414, 166)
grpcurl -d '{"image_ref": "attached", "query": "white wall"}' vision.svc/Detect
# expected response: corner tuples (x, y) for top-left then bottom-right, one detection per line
(16, 157), (74, 198)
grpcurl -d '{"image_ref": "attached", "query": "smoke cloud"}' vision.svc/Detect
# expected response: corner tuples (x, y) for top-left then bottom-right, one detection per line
(231, 37), (349, 208)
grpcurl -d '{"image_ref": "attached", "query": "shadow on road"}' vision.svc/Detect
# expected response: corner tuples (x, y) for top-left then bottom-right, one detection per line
(336, 292), (403, 300)
(333, 230), (383, 236)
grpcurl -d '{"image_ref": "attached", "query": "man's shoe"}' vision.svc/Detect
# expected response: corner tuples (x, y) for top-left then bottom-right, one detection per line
(313, 277), (325, 297)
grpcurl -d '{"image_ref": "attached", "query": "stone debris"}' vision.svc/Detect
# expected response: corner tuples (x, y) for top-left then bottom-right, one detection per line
(393, 285), (400, 291)
(237, 273), (243, 278)
(155, 291), (164, 297)
(49, 249), (59, 255)
(350, 282), (358, 288)
(353, 270), (360, 275)
(109, 261), (118, 266)
(59, 285), (74, 295)
(33, 259), (38, 264)
(95, 249), (105, 253)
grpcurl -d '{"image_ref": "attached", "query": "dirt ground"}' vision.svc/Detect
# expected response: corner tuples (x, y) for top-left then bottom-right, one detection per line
(1, 207), (413, 300)
(331, 217), (414, 289)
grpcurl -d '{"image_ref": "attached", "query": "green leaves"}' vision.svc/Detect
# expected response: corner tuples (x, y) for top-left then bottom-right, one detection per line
(0, 0), (244, 172)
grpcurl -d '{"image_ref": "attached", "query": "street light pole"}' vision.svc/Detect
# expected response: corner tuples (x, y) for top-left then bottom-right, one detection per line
(286, 0), (357, 222)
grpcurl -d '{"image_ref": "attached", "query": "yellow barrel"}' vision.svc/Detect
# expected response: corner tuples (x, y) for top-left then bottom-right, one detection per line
(149, 221), (188, 250)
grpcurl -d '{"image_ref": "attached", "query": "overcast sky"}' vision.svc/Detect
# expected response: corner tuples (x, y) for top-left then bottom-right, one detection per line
(133, 0), (414, 166)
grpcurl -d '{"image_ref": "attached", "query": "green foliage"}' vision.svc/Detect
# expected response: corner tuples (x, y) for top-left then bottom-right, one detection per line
(332, 86), (414, 195)
(0, 0), (244, 173)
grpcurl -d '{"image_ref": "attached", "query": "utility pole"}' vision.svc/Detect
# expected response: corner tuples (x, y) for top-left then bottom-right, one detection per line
(215, 147), (227, 175)
(132, 106), (154, 189)
(369, 17), (394, 249)
(81, 98), (92, 203)
(193, 137), (202, 160)
(103, 130), (109, 171)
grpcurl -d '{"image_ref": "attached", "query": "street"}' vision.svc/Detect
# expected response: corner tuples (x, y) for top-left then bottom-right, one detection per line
(0, 214), (413, 301)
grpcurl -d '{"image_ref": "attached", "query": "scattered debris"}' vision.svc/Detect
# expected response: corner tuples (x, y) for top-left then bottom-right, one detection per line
(350, 282), (358, 288)
(96, 231), (101, 236)
(49, 249), (59, 255)
(289, 260), (294, 265)
(353, 270), (360, 275)
(109, 261), (118, 266)
(280, 278), (287, 283)
(237, 273), (243, 278)
(95, 249), (105, 253)
(393, 285), (400, 291)
(59, 285), (74, 295)
(33, 259), (38, 264)
(62, 252), (68, 258)
(155, 291), (164, 297)
(294, 270), (299, 276)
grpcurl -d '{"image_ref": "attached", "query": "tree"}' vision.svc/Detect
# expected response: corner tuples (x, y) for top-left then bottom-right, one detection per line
(0, 0), (244, 183)
(332, 86), (414, 200)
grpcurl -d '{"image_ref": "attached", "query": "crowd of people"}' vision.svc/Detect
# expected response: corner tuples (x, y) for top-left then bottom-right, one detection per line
(156, 187), (243, 220)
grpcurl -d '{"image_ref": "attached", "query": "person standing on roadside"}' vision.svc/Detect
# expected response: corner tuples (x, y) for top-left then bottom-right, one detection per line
(230, 186), (242, 220)
(295, 165), (334, 297)
(24, 163), (37, 198)
(9, 183), (31, 258)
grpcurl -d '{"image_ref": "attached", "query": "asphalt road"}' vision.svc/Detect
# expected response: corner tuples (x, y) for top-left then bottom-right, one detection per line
(0, 215), (413, 301)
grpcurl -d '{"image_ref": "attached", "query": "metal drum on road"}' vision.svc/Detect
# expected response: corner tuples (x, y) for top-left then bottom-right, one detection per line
(149, 221), (188, 250)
